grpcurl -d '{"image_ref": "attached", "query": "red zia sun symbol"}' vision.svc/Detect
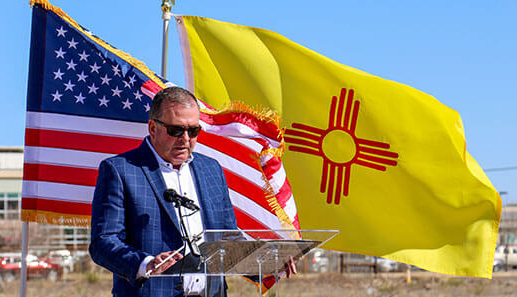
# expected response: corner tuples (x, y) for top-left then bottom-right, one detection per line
(284, 88), (399, 205)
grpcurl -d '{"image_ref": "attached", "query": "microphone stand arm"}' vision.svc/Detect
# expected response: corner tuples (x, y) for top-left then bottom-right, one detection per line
(176, 203), (201, 257)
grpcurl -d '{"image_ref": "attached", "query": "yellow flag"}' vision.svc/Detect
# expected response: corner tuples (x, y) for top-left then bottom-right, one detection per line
(176, 15), (501, 278)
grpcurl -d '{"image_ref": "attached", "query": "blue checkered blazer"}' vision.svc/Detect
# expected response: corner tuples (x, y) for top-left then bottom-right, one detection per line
(89, 139), (237, 297)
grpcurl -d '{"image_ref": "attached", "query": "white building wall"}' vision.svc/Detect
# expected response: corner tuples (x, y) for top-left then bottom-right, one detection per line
(0, 147), (90, 250)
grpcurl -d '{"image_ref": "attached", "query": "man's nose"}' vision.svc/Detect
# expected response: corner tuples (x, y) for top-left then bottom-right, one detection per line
(178, 129), (189, 140)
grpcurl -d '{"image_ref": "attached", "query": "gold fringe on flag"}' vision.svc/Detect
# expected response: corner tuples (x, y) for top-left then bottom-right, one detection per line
(29, 0), (167, 90)
(259, 167), (300, 240)
(22, 209), (91, 227)
(202, 101), (282, 128)
(201, 100), (286, 157)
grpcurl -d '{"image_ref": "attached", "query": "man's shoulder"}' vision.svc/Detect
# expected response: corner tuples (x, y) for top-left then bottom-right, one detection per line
(191, 152), (227, 175)
(192, 152), (221, 166)
(101, 141), (152, 167)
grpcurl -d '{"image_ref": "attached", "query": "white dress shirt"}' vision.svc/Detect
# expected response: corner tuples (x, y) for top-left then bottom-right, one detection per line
(137, 139), (206, 295)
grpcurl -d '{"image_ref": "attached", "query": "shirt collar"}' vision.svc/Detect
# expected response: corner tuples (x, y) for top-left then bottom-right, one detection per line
(145, 137), (194, 171)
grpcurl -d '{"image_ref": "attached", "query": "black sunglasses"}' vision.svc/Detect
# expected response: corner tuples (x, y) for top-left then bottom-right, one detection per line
(153, 119), (202, 138)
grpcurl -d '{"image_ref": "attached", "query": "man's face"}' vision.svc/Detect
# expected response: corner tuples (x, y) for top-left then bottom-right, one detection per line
(149, 99), (200, 168)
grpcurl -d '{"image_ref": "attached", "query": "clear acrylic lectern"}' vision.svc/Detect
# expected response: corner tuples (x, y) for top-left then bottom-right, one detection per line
(150, 229), (339, 297)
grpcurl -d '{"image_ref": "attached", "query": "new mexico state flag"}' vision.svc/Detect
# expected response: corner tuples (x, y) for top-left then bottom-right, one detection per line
(176, 15), (501, 278)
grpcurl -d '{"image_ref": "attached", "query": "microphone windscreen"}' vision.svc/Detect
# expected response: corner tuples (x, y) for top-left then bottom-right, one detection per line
(163, 189), (178, 202)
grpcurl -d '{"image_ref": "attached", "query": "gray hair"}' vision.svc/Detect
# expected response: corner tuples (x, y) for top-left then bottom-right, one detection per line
(149, 86), (199, 120)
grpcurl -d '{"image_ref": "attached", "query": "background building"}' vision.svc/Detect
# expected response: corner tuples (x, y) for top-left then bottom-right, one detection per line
(0, 147), (90, 252)
(500, 204), (517, 245)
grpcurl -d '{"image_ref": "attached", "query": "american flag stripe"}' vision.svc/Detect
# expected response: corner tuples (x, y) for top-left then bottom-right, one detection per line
(223, 170), (272, 211)
(25, 128), (142, 154)
(284, 198), (298, 223)
(200, 114), (280, 140)
(274, 180), (294, 207)
(194, 144), (265, 187)
(262, 156), (282, 177)
(232, 208), (280, 240)
(23, 180), (94, 203)
(201, 120), (281, 149)
(22, 197), (91, 216)
(25, 111), (147, 138)
(200, 112), (279, 132)
(197, 132), (262, 171)
(23, 163), (98, 186)
(267, 165), (287, 190)
(225, 137), (264, 152)
(24, 146), (112, 169)
(229, 189), (286, 230)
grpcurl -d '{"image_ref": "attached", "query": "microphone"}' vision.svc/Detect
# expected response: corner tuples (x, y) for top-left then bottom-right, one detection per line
(163, 189), (202, 257)
(163, 189), (200, 211)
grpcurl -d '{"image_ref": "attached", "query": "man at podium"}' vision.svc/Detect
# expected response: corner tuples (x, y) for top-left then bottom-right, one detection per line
(89, 86), (238, 297)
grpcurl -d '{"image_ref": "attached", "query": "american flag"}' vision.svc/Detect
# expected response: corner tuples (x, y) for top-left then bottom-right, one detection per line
(23, 1), (299, 238)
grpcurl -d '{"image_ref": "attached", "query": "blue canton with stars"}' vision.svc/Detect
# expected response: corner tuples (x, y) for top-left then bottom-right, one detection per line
(27, 7), (156, 123)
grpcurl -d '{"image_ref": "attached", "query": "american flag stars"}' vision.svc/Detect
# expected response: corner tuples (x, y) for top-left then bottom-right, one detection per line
(53, 69), (64, 80)
(76, 71), (88, 82)
(100, 74), (111, 85)
(55, 47), (66, 59)
(51, 90), (62, 102)
(122, 98), (133, 110)
(63, 80), (75, 91)
(98, 96), (109, 107)
(78, 50), (89, 61)
(67, 38), (78, 49)
(134, 90), (143, 101)
(88, 83), (99, 94)
(45, 20), (153, 119)
(56, 26), (67, 37)
(111, 86), (122, 97)
(128, 75), (136, 85)
(112, 64), (121, 76)
(90, 62), (101, 73)
(74, 93), (86, 104)
(66, 59), (77, 70)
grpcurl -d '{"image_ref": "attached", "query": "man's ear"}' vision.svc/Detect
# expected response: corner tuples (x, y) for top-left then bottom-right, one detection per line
(148, 120), (156, 140)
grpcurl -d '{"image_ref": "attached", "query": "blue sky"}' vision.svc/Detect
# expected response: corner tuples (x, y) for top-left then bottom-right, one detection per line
(1, 0), (516, 204)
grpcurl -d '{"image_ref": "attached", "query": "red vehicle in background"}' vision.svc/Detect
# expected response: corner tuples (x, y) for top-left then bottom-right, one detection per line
(43, 249), (75, 274)
(0, 253), (62, 282)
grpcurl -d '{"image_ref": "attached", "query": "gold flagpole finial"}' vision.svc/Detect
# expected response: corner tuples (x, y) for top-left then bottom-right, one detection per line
(161, 0), (174, 14)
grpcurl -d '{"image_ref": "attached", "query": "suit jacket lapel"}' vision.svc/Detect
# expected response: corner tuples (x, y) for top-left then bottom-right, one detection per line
(138, 140), (181, 231)
(190, 155), (212, 228)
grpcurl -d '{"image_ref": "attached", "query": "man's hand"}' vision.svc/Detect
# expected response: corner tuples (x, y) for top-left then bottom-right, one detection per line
(284, 256), (297, 278)
(147, 251), (183, 275)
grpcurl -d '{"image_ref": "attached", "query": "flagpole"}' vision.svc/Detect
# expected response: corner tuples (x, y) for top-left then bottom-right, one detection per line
(161, 0), (174, 78)
(20, 222), (29, 297)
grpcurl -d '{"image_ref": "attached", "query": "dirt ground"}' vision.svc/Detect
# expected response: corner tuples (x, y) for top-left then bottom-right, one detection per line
(1, 271), (516, 297)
